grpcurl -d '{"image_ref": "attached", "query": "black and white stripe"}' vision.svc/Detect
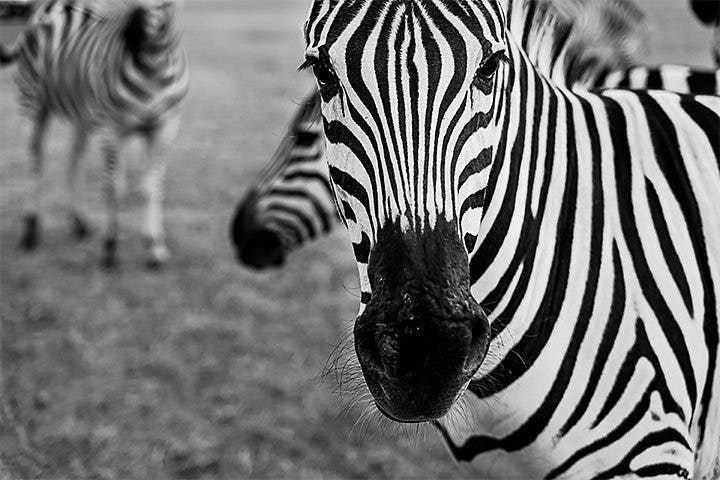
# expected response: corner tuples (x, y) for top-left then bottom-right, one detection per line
(2, 0), (189, 268)
(302, 0), (720, 477)
(229, 92), (336, 268)
(232, 63), (719, 269)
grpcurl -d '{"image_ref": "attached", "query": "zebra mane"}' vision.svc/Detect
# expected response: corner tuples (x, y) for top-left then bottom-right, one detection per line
(254, 92), (323, 193)
(508, 0), (648, 87)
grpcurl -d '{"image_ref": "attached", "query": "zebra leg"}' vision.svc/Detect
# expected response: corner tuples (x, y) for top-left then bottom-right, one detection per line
(140, 117), (179, 269)
(713, 24), (720, 67)
(67, 125), (92, 240)
(19, 110), (49, 251)
(101, 136), (122, 269)
(141, 142), (169, 269)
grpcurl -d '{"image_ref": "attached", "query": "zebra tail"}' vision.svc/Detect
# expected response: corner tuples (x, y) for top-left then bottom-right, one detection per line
(0, 43), (17, 66)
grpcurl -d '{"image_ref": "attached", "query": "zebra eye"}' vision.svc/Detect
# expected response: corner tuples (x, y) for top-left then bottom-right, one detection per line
(476, 54), (501, 80)
(472, 51), (507, 92)
(312, 62), (337, 88)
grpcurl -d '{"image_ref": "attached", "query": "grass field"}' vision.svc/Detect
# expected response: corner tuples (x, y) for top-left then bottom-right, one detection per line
(0, 1), (714, 479)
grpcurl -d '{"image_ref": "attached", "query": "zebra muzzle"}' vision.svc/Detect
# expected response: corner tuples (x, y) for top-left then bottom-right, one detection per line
(354, 216), (490, 423)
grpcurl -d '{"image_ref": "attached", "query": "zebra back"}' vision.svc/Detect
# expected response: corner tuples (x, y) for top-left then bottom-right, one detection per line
(9, 0), (188, 129)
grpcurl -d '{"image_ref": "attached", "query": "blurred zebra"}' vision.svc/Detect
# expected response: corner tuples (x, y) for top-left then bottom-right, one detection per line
(690, 0), (720, 66)
(599, 63), (720, 91)
(0, 0), (189, 268)
(230, 93), (332, 269)
(231, 63), (720, 269)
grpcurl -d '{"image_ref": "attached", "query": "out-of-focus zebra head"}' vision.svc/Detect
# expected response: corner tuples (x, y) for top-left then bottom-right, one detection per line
(303, 0), (516, 422)
(124, 0), (184, 56)
(230, 93), (332, 269)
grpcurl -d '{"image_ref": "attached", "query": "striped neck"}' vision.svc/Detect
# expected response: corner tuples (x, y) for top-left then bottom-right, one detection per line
(469, 36), (577, 393)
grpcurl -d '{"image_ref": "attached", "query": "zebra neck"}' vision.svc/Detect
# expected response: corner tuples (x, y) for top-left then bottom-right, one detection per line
(469, 39), (580, 394)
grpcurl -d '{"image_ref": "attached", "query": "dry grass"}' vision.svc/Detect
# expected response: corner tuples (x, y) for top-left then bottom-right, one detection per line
(0, 0), (713, 479)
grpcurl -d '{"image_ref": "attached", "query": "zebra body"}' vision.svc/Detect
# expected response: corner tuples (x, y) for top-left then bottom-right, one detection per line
(598, 64), (720, 93)
(443, 81), (720, 478)
(301, 0), (720, 477)
(232, 63), (720, 269)
(2, 0), (189, 267)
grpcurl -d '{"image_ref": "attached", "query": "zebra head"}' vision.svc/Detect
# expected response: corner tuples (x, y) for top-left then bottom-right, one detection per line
(124, 0), (184, 57)
(304, 0), (510, 422)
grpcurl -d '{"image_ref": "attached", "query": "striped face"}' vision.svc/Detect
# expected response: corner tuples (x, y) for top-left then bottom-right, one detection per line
(304, 0), (507, 422)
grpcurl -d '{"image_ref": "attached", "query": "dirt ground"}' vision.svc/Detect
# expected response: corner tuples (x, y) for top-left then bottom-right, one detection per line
(0, 0), (714, 479)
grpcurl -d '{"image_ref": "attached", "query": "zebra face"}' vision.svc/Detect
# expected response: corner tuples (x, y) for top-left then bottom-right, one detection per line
(304, 0), (507, 422)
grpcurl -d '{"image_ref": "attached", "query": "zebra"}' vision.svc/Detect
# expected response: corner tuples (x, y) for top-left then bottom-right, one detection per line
(301, 0), (720, 477)
(230, 92), (334, 269)
(0, 0), (189, 268)
(690, 0), (720, 66)
(232, 62), (720, 269)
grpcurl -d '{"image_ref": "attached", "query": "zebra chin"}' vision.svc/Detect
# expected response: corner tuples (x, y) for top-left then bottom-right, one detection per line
(354, 216), (490, 423)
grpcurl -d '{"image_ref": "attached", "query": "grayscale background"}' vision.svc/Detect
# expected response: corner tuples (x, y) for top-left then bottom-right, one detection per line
(0, 0), (715, 478)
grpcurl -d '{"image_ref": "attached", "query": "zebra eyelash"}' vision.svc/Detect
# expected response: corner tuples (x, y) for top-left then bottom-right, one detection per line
(494, 51), (511, 64)
(298, 58), (315, 72)
(482, 50), (510, 69)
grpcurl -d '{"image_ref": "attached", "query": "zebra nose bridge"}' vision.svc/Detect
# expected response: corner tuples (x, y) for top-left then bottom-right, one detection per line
(367, 215), (477, 322)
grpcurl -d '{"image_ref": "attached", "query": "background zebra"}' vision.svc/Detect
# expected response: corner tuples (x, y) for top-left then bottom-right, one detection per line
(231, 68), (719, 270)
(230, 92), (333, 269)
(0, 0), (189, 268)
(301, 0), (719, 477)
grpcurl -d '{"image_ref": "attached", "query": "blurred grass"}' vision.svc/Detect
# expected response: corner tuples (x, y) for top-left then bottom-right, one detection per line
(0, 0), (713, 479)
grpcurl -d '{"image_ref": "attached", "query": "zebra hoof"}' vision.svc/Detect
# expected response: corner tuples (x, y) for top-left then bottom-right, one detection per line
(102, 257), (118, 270)
(72, 215), (92, 240)
(145, 258), (165, 271)
(102, 238), (118, 270)
(144, 241), (169, 270)
(19, 215), (39, 251)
